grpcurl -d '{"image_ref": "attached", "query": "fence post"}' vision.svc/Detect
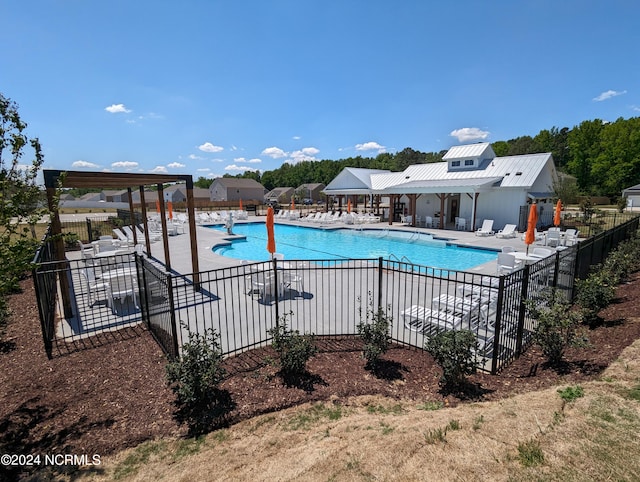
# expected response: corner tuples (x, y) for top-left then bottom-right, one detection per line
(551, 250), (560, 289)
(86, 218), (93, 242)
(515, 265), (530, 356)
(166, 273), (180, 359)
(272, 257), (280, 325)
(377, 257), (384, 311)
(490, 276), (506, 374)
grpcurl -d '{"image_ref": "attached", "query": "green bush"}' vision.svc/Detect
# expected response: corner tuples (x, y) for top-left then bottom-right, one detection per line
(557, 385), (584, 402)
(356, 303), (391, 370)
(575, 270), (616, 327)
(268, 321), (317, 378)
(425, 330), (477, 390)
(166, 327), (227, 434)
(526, 292), (587, 365)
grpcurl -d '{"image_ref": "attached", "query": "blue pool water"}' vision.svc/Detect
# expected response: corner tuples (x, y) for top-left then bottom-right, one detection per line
(211, 223), (497, 271)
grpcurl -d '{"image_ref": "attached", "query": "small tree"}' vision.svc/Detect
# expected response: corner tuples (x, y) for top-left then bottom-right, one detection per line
(357, 300), (391, 371)
(526, 292), (587, 365)
(425, 330), (477, 390)
(268, 318), (317, 379)
(575, 270), (616, 327)
(0, 93), (48, 336)
(166, 327), (228, 434)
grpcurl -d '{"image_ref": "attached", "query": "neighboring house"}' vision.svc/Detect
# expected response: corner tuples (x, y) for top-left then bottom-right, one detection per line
(59, 193), (75, 201)
(324, 142), (558, 230)
(265, 187), (295, 204)
(209, 177), (265, 202)
(296, 183), (326, 202)
(79, 192), (104, 202)
(622, 183), (640, 209)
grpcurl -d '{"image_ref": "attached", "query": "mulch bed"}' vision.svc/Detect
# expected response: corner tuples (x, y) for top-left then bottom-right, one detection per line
(1, 272), (640, 479)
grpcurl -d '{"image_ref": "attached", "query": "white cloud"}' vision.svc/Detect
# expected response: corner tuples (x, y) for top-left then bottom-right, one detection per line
(111, 161), (139, 169)
(234, 157), (262, 164)
(198, 142), (224, 153)
(630, 105), (640, 112)
(355, 141), (386, 153)
(225, 164), (259, 172)
(449, 127), (490, 142)
(167, 162), (186, 168)
(105, 103), (131, 114)
(288, 149), (319, 164)
(196, 168), (211, 172)
(261, 146), (287, 158)
(593, 90), (627, 102)
(151, 166), (168, 173)
(72, 160), (100, 169)
(292, 135), (301, 140)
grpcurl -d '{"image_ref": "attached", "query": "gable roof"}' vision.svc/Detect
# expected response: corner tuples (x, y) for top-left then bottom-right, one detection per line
(442, 142), (495, 160)
(623, 183), (640, 195)
(324, 168), (391, 194)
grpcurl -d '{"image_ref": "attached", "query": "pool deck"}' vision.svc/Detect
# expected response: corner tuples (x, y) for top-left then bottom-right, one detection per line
(148, 216), (553, 276)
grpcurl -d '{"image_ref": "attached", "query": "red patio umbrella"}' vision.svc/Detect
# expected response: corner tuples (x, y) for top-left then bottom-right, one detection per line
(239, 198), (243, 210)
(524, 203), (538, 254)
(290, 196), (295, 211)
(554, 199), (562, 227)
(347, 198), (352, 213)
(266, 206), (276, 259)
(155, 199), (160, 214)
(167, 201), (173, 220)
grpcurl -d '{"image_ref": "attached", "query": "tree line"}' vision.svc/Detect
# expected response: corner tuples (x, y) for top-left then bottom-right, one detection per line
(196, 117), (640, 202)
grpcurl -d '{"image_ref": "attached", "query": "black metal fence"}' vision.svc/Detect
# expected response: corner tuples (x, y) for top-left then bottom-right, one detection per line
(32, 214), (639, 372)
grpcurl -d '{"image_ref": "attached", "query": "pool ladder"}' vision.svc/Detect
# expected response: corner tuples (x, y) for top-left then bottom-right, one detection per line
(389, 253), (412, 264)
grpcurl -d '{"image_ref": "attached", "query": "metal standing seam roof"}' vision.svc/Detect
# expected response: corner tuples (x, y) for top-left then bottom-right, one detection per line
(377, 177), (504, 194)
(324, 167), (391, 192)
(442, 142), (495, 160)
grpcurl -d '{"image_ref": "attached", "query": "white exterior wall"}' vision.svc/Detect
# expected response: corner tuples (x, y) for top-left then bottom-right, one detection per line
(475, 189), (527, 231)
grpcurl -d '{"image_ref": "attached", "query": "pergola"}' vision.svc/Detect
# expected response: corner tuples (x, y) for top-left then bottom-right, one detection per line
(43, 170), (201, 318)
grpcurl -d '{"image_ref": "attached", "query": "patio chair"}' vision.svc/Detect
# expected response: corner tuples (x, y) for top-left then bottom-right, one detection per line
(81, 268), (109, 306)
(531, 247), (554, 259)
(249, 271), (283, 301)
(475, 219), (495, 236)
(282, 270), (304, 296)
(496, 224), (517, 238)
(107, 273), (139, 315)
(545, 229), (562, 247)
(113, 228), (134, 246)
(424, 216), (434, 228)
(455, 217), (466, 231)
(496, 252), (518, 275)
(564, 228), (579, 246)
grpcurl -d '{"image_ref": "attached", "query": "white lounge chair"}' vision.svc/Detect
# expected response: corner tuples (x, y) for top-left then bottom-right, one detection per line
(401, 305), (465, 334)
(475, 219), (495, 236)
(496, 224), (517, 238)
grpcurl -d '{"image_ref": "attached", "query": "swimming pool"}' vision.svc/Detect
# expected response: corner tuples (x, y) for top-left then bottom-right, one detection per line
(210, 223), (497, 271)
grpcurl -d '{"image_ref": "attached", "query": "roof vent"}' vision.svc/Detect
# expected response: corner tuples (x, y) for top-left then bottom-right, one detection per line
(516, 172), (523, 176)
(505, 172), (510, 176)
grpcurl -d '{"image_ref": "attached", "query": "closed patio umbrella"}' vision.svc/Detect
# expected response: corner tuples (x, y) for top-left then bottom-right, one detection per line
(239, 198), (243, 210)
(266, 206), (276, 259)
(167, 201), (173, 220)
(290, 196), (295, 211)
(347, 198), (352, 213)
(525, 203), (538, 254)
(155, 199), (160, 214)
(554, 199), (562, 227)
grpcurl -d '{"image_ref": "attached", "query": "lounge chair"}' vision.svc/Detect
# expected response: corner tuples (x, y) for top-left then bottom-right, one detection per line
(401, 304), (465, 334)
(530, 247), (554, 259)
(475, 219), (495, 236)
(496, 224), (517, 238)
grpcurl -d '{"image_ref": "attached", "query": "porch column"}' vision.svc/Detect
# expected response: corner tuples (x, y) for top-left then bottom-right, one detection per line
(471, 192), (479, 231)
(408, 194), (417, 227)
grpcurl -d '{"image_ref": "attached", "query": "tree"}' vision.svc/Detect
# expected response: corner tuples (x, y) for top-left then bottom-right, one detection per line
(0, 93), (47, 332)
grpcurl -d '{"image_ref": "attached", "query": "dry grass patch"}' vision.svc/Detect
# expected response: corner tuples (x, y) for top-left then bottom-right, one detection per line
(74, 342), (640, 482)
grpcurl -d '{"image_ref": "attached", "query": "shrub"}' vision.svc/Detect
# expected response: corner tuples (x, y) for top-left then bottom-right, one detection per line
(557, 385), (584, 402)
(166, 327), (227, 434)
(268, 320), (317, 378)
(424, 329), (477, 390)
(356, 302), (391, 370)
(526, 292), (587, 365)
(575, 270), (616, 327)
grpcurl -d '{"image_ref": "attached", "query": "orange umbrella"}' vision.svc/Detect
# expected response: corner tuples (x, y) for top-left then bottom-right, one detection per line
(167, 201), (173, 220)
(524, 203), (538, 253)
(266, 206), (276, 258)
(155, 199), (160, 214)
(290, 196), (295, 211)
(347, 198), (352, 213)
(239, 198), (243, 210)
(554, 199), (562, 227)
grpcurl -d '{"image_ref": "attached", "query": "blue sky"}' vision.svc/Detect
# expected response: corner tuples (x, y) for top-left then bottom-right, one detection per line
(4, 1), (639, 180)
